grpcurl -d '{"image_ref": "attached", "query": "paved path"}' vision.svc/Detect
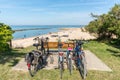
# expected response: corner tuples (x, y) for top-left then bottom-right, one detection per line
(12, 50), (112, 72)
(85, 50), (112, 71)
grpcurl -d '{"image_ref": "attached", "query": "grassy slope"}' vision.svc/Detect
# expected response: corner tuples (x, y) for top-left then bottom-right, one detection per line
(84, 41), (120, 80)
(0, 41), (120, 80)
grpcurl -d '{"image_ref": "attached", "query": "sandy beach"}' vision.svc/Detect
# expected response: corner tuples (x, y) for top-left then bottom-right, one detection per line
(12, 28), (96, 48)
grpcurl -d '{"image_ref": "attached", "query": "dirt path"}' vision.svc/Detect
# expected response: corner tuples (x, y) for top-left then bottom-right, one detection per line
(12, 50), (112, 72)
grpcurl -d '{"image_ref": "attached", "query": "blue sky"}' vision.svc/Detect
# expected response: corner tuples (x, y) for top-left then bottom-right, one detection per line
(0, 0), (120, 25)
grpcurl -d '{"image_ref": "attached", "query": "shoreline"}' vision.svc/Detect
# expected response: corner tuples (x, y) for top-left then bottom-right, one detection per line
(12, 25), (83, 40)
(12, 27), (80, 40)
(12, 27), (96, 48)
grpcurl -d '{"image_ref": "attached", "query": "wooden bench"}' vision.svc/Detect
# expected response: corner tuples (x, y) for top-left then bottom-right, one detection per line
(44, 42), (74, 48)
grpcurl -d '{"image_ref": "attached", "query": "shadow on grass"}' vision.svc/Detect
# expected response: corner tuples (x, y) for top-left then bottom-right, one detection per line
(106, 48), (120, 57)
(105, 39), (120, 48)
(0, 49), (26, 66)
(112, 53), (120, 57)
(85, 39), (120, 58)
(106, 49), (120, 53)
(96, 39), (120, 57)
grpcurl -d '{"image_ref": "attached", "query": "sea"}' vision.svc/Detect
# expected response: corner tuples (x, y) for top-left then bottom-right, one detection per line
(11, 25), (84, 40)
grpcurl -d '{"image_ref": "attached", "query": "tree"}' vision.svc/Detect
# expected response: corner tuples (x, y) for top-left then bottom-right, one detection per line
(0, 23), (14, 52)
(108, 4), (120, 40)
(86, 4), (120, 41)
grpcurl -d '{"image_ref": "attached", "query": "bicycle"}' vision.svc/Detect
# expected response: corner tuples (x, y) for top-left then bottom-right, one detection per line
(70, 39), (87, 80)
(25, 50), (43, 77)
(65, 41), (73, 75)
(25, 37), (49, 77)
(51, 34), (68, 79)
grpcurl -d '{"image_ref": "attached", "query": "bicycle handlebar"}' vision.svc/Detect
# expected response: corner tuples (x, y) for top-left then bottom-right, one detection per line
(68, 39), (88, 46)
(33, 37), (49, 41)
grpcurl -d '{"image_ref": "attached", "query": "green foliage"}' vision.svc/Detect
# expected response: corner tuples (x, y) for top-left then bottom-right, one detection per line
(86, 4), (120, 41)
(0, 23), (13, 52)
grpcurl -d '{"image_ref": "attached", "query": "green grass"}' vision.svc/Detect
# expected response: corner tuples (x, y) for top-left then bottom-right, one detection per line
(84, 41), (120, 80)
(0, 41), (120, 80)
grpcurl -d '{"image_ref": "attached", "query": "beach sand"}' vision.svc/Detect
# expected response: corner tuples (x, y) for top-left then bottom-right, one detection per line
(12, 28), (96, 48)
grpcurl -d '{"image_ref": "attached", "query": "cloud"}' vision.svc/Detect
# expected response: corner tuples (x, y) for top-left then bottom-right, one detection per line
(0, 4), (15, 9)
(0, 3), (29, 9)
(60, 12), (90, 18)
(41, 11), (91, 20)
(30, 8), (45, 12)
(50, 1), (108, 7)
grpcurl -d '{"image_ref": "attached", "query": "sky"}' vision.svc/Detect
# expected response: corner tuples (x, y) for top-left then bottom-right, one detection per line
(0, 0), (120, 25)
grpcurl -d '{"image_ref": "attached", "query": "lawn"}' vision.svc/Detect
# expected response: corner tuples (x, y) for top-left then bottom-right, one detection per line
(0, 41), (120, 80)
(84, 41), (120, 80)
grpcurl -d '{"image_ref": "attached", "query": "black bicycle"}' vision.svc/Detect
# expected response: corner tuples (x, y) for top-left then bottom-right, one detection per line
(25, 37), (49, 77)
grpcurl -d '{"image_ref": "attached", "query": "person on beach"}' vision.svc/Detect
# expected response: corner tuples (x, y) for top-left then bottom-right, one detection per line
(24, 34), (26, 38)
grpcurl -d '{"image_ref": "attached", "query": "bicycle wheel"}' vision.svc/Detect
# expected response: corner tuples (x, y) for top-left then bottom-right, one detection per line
(78, 56), (87, 80)
(82, 55), (87, 79)
(37, 59), (43, 70)
(60, 62), (63, 79)
(29, 63), (38, 77)
(26, 54), (37, 77)
(68, 58), (72, 75)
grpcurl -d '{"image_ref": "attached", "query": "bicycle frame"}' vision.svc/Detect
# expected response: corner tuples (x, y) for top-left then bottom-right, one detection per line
(58, 37), (64, 79)
(71, 40), (87, 79)
(51, 34), (69, 79)
(55, 35), (64, 79)
(67, 50), (73, 75)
